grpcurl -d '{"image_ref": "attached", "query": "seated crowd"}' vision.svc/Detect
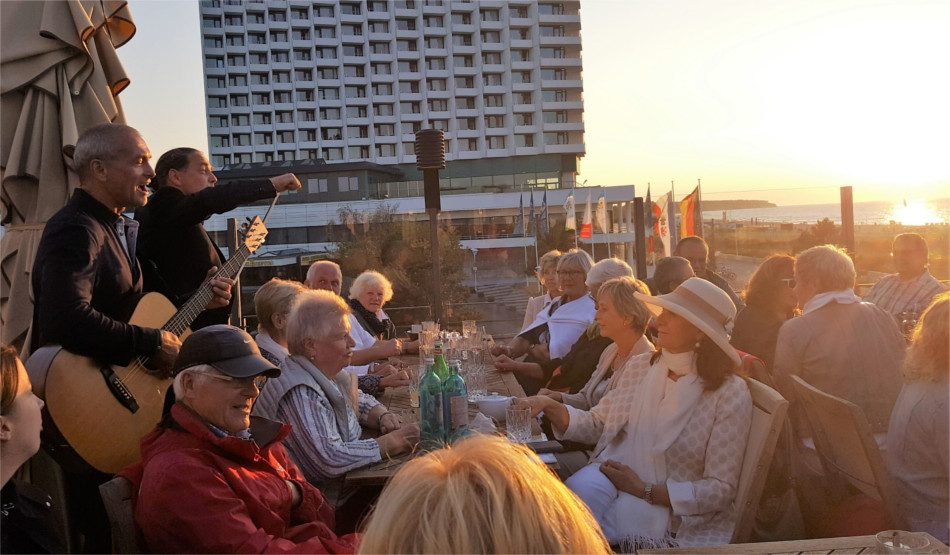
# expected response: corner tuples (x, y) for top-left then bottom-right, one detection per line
(7, 229), (947, 553)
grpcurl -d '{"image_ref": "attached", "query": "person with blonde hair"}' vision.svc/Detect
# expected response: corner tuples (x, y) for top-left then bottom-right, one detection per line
(358, 434), (610, 554)
(886, 292), (949, 543)
(253, 278), (307, 366)
(523, 250), (563, 330)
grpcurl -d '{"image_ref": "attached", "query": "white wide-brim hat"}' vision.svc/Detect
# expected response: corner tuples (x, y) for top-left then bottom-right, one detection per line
(634, 277), (740, 368)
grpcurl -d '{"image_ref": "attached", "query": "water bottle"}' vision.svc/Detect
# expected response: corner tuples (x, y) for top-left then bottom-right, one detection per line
(418, 357), (444, 450)
(442, 359), (469, 443)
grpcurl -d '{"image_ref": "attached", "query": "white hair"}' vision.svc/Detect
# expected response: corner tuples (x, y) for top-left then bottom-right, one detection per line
(172, 363), (216, 400)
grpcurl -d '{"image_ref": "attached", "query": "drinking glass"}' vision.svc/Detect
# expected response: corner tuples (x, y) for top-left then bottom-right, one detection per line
(506, 407), (532, 443)
(407, 364), (422, 408)
(465, 366), (487, 401)
(874, 530), (931, 553)
(462, 320), (477, 338)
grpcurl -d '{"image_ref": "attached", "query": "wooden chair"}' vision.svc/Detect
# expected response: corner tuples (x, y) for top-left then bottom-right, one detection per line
(788, 375), (905, 530)
(98, 476), (145, 554)
(730, 377), (789, 543)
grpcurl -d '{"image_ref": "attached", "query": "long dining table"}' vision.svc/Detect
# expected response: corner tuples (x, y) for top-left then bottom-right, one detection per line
(639, 532), (949, 554)
(344, 362), (542, 486)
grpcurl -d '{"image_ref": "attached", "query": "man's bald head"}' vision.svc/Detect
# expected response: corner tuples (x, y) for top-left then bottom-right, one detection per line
(305, 261), (342, 295)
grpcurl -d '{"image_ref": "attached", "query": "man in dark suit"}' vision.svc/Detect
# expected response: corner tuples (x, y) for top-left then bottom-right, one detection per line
(134, 148), (300, 329)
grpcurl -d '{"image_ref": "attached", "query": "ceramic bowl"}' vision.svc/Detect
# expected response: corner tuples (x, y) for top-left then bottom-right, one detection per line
(476, 392), (512, 422)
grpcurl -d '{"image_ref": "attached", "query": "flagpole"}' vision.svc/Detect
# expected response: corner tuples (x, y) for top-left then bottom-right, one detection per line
(670, 180), (678, 248)
(521, 182), (528, 282)
(696, 178), (704, 239)
(604, 185), (612, 258)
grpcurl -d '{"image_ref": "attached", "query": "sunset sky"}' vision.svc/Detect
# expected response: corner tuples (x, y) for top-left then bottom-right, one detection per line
(119, 0), (950, 207)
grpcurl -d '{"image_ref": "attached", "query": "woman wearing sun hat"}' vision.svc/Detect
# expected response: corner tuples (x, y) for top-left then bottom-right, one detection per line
(517, 277), (752, 549)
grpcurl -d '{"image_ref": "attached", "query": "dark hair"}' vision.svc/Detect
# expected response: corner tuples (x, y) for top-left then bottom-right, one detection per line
(743, 254), (796, 316)
(1, 344), (21, 414)
(894, 233), (928, 255)
(654, 256), (692, 294)
(650, 336), (735, 391)
(150, 147), (200, 191)
(674, 235), (708, 253)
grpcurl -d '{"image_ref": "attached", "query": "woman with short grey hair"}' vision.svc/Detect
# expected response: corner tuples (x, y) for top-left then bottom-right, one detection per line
(348, 270), (397, 340)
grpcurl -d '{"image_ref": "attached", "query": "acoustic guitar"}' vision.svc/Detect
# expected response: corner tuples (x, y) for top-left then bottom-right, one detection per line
(28, 217), (267, 474)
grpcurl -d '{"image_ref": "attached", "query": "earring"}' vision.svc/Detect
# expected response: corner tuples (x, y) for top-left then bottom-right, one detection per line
(694, 339), (702, 349)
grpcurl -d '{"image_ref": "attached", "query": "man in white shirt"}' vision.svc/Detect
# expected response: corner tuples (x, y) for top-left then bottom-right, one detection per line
(864, 233), (947, 321)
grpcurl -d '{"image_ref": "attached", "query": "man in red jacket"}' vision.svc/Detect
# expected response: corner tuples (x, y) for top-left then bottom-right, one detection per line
(120, 325), (360, 553)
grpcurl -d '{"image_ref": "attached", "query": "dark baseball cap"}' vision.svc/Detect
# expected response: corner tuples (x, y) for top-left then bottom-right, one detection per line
(173, 325), (280, 379)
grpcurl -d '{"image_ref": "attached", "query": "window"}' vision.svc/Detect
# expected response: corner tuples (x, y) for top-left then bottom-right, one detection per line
(336, 176), (359, 192)
(368, 1), (389, 12)
(480, 8), (499, 21)
(400, 101), (421, 114)
(398, 60), (418, 73)
(298, 110), (315, 121)
(348, 146), (369, 159)
(511, 29), (528, 40)
(395, 0), (416, 8)
(484, 94), (504, 107)
(428, 98), (448, 112)
(316, 47), (337, 59)
(224, 54), (244, 66)
(425, 36), (445, 49)
(233, 133), (250, 146)
(541, 68), (567, 80)
(485, 115), (505, 128)
(226, 35), (244, 47)
(228, 75), (247, 86)
(212, 155), (227, 166)
(374, 103), (395, 116)
(399, 81), (419, 93)
(271, 51), (289, 63)
(375, 144), (396, 157)
(254, 132), (272, 145)
(511, 49), (530, 62)
(542, 89), (569, 102)
(425, 57), (446, 70)
(247, 12), (265, 24)
(344, 86), (366, 98)
(295, 90), (314, 102)
(206, 76), (225, 88)
(308, 178), (329, 193)
(369, 21), (389, 33)
(248, 33), (266, 45)
(275, 151), (294, 162)
(278, 130), (295, 143)
(373, 83), (393, 95)
(396, 39), (417, 52)
(291, 7), (309, 19)
(487, 136), (506, 149)
(322, 127), (343, 140)
(210, 135), (229, 147)
(268, 10), (286, 22)
(371, 62), (391, 75)
(511, 6), (528, 18)
(234, 153), (252, 164)
(343, 23), (363, 36)
(209, 115), (228, 128)
(544, 132), (570, 145)
(202, 17), (221, 28)
(396, 18), (416, 31)
(452, 34), (472, 46)
(205, 56), (224, 68)
(251, 93), (269, 105)
(427, 79), (447, 91)
(315, 26), (336, 38)
(482, 52), (502, 65)
(340, 3), (361, 15)
(208, 96), (227, 108)
(423, 15), (443, 27)
(403, 142), (416, 155)
(293, 49), (312, 61)
(320, 107), (341, 119)
(224, 15), (242, 26)
(343, 64), (365, 77)
(370, 42), (390, 54)
(543, 111), (568, 123)
(453, 55), (473, 68)
(292, 29), (310, 41)
(541, 47), (567, 59)
(515, 92), (533, 104)
(343, 45), (364, 56)
(203, 36), (223, 48)
(455, 97), (475, 110)
(274, 91), (291, 103)
(482, 73), (503, 86)
(512, 71), (532, 84)
(460, 138), (478, 151)
(314, 5), (334, 17)
(451, 13), (471, 25)
(454, 76), (474, 88)
(516, 134), (535, 147)
(515, 113), (533, 126)
(346, 106), (368, 118)
(249, 53), (267, 65)
(295, 69), (313, 81)
(480, 31), (500, 43)
(319, 87), (339, 100)
(318, 67), (338, 79)
(402, 121), (422, 134)
(269, 31), (287, 42)
(323, 148), (343, 161)
(275, 111), (293, 123)
(539, 3), (565, 15)
(540, 25), (565, 37)
(253, 112), (272, 124)
(457, 117), (476, 130)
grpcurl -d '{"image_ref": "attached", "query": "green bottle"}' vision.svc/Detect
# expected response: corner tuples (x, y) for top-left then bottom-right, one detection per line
(433, 342), (449, 382)
(442, 359), (470, 443)
(418, 357), (444, 450)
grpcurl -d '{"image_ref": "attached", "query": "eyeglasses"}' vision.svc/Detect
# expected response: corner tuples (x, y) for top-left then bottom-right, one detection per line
(203, 373), (268, 390)
(780, 278), (796, 289)
(556, 269), (585, 278)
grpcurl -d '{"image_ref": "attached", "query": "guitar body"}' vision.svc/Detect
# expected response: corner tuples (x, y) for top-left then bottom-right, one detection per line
(43, 293), (189, 474)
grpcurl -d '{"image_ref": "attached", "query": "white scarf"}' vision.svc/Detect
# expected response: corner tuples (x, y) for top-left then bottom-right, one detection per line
(523, 294), (596, 359)
(603, 350), (704, 541)
(802, 289), (860, 315)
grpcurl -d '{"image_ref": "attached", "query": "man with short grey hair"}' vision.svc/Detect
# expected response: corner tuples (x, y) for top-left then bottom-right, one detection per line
(121, 325), (359, 553)
(864, 233), (947, 321)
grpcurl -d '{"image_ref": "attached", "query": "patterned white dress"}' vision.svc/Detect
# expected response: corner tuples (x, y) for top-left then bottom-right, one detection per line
(558, 352), (752, 547)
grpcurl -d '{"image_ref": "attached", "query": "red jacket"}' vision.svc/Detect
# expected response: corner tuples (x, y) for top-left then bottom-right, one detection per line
(119, 404), (359, 554)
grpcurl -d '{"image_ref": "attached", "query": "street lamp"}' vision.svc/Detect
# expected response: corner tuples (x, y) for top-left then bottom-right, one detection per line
(471, 248), (478, 292)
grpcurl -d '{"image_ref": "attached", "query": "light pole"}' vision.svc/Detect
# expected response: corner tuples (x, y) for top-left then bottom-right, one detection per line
(471, 248), (478, 292)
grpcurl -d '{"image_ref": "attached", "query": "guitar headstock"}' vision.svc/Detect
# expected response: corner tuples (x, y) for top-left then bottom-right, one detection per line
(242, 216), (268, 253)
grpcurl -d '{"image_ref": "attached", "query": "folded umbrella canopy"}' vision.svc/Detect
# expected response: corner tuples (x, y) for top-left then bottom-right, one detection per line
(1, 0), (135, 352)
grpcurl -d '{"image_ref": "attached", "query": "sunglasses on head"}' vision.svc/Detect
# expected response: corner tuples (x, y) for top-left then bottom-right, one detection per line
(780, 278), (796, 289)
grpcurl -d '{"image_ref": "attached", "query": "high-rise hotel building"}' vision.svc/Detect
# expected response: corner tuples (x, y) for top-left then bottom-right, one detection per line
(197, 1), (638, 275)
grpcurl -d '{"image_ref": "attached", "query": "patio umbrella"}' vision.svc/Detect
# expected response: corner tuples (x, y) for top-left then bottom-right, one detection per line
(1, 0), (135, 351)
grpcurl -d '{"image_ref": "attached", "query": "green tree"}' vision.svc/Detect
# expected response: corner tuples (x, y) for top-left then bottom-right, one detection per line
(793, 218), (841, 253)
(334, 205), (471, 325)
(536, 216), (576, 255)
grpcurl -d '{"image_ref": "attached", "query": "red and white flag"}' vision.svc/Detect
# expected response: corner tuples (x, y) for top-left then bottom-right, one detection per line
(653, 192), (672, 257)
(579, 192), (593, 239)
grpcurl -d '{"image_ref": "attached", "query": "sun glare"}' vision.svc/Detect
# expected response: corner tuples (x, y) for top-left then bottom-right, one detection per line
(892, 200), (942, 226)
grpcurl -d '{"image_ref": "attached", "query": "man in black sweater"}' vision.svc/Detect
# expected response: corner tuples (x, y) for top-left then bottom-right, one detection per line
(134, 148), (300, 329)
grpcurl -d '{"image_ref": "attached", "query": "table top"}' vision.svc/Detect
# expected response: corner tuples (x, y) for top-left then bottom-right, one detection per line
(344, 363), (534, 486)
(639, 532), (949, 554)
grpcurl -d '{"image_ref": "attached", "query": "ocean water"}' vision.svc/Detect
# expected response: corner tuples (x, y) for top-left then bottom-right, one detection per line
(703, 198), (950, 226)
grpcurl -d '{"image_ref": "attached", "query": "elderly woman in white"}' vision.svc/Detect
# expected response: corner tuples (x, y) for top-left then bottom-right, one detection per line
(518, 278), (752, 549)
(253, 289), (418, 508)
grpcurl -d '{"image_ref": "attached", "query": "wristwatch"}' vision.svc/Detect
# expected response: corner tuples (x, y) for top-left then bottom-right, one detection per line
(643, 483), (655, 505)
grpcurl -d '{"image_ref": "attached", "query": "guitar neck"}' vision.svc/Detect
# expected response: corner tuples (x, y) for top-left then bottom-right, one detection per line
(163, 245), (252, 336)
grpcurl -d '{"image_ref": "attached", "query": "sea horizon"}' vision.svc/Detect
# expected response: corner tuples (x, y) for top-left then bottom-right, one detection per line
(703, 197), (950, 226)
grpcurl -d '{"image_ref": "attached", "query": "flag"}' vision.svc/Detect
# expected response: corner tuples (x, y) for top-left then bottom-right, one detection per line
(645, 184), (654, 255)
(540, 188), (549, 233)
(679, 186), (699, 238)
(579, 192), (593, 239)
(564, 191), (576, 230)
(595, 190), (607, 233)
(514, 194), (525, 235)
(653, 192), (672, 257)
(529, 190), (536, 234)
